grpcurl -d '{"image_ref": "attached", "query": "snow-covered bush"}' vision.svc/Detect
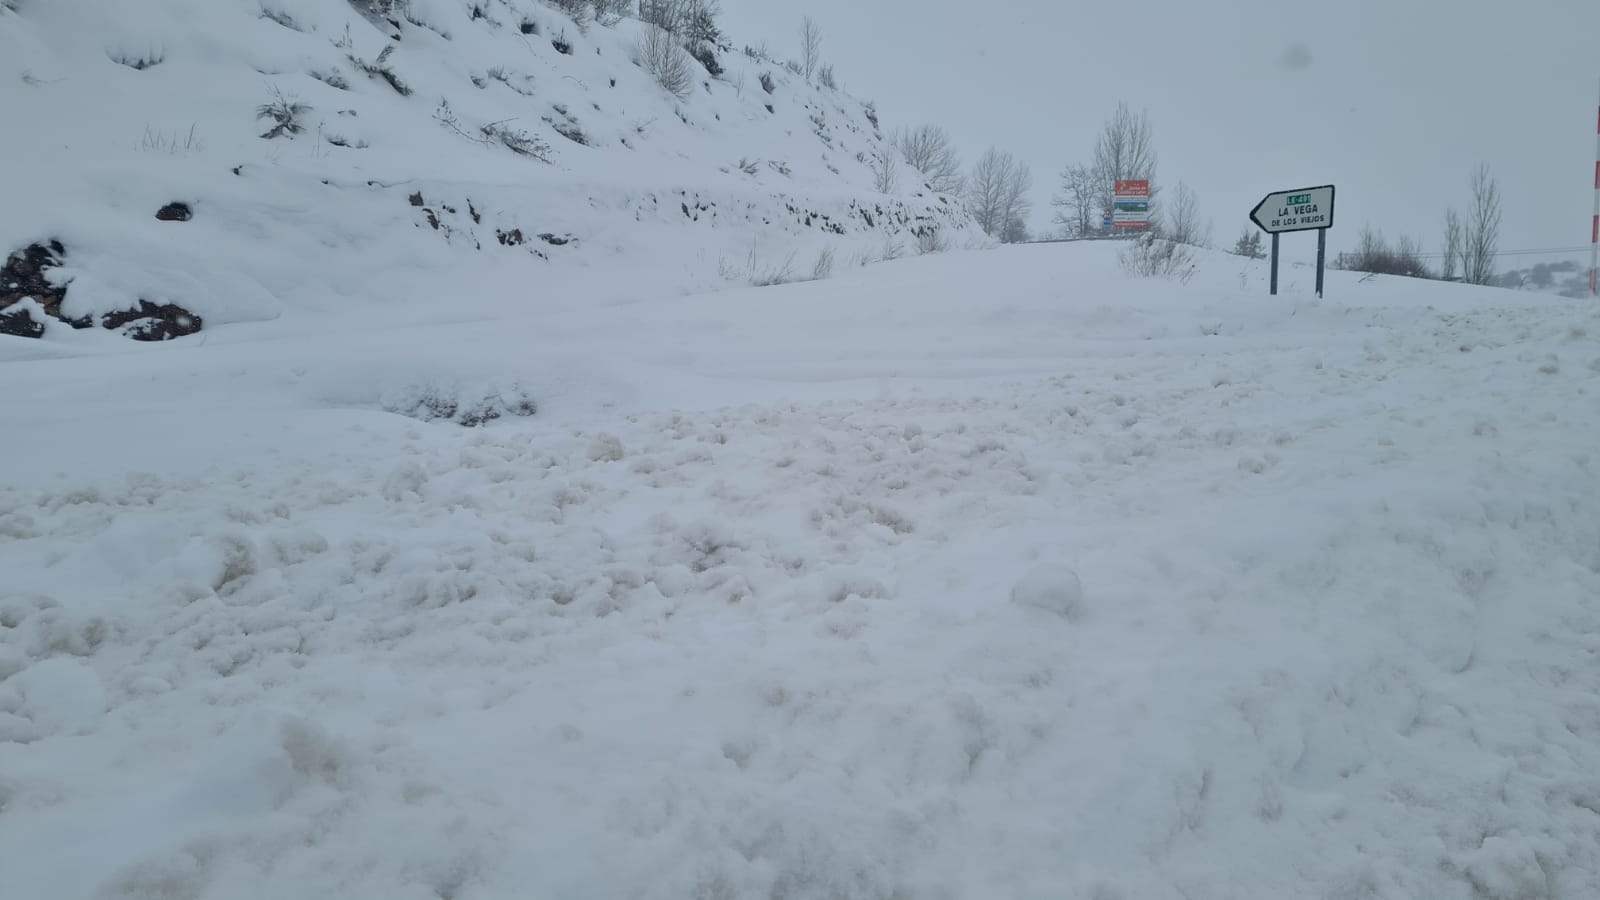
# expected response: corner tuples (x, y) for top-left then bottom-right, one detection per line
(1120, 234), (1196, 283)
(257, 88), (310, 139)
(381, 381), (538, 427)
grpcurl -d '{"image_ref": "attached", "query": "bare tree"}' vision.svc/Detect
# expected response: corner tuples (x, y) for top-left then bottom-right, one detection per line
(1051, 163), (1097, 238)
(966, 147), (1032, 242)
(1441, 209), (1464, 280)
(1003, 161), (1033, 244)
(894, 125), (962, 194)
(800, 16), (825, 82)
(1462, 165), (1500, 286)
(1162, 181), (1207, 246)
(1091, 102), (1157, 222)
(799, 16), (821, 82)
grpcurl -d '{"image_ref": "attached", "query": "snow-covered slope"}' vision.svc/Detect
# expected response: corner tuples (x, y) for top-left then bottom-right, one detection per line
(0, 0), (978, 341)
(4, 240), (1599, 899)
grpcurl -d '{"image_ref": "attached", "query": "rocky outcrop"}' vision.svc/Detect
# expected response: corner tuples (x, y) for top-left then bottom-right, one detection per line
(1, 241), (200, 341)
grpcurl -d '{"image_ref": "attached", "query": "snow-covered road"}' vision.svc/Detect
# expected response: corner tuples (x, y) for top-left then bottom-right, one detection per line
(4, 244), (1599, 899)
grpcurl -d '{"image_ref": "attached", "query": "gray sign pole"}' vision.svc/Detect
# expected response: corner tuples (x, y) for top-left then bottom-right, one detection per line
(1270, 233), (1280, 296)
(1315, 228), (1326, 298)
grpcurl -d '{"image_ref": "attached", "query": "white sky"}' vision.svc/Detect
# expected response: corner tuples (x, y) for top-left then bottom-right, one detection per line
(722, 0), (1600, 266)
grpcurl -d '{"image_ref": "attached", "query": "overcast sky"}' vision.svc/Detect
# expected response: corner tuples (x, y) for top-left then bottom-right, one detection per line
(723, 0), (1600, 266)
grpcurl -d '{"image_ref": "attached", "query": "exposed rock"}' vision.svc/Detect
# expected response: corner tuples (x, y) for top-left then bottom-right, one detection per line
(3, 241), (201, 341)
(0, 301), (46, 339)
(155, 202), (193, 221)
(1, 241), (89, 329)
(101, 300), (203, 341)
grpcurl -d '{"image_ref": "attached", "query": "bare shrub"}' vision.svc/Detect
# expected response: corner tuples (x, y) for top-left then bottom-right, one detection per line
(812, 247), (834, 280)
(137, 123), (202, 155)
(688, 43), (722, 76)
(1121, 234), (1196, 283)
(257, 88), (310, 139)
(350, 45), (412, 96)
(818, 63), (837, 90)
(434, 100), (551, 161)
(260, 9), (304, 30)
(482, 121), (551, 159)
(720, 245), (798, 286)
(313, 67), (352, 89)
(916, 228), (947, 255)
(872, 153), (898, 194)
(759, 71), (775, 94)
(1231, 228), (1264, 259)
(637, 25), (693, 99)
(1334, 226), (1429, 278)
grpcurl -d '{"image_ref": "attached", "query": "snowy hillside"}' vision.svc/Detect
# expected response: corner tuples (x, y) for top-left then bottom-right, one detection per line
(0, 0), (978, 342)
(4, 237), (1600, 899)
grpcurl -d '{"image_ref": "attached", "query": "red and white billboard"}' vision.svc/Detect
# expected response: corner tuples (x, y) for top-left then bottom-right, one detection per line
(1112, 179), (1151, 230)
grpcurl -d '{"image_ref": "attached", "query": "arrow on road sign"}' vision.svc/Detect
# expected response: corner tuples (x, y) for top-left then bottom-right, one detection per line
(1250, 185), (1336, 234)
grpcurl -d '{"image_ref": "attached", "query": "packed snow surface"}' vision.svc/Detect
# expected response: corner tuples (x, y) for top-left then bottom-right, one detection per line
(3, 242), (1600, 899)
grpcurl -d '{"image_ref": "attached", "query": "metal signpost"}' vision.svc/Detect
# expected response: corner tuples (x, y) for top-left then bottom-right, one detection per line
(1250, 184), (1336, 297)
